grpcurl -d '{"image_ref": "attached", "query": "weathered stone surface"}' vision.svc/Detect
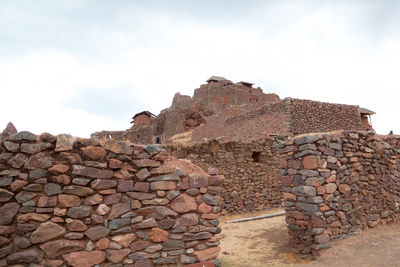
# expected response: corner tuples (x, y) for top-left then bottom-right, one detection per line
(171, 194), (197, 213)
(135, 218), (157, 229)
(67, 206), (92, 218)
(13, 236), (31, 249)
(55, 134), (75, 152)
(133, 159), (160, 168)
(58, 194), (81, 207)
(85, 194), (103, 205)
(117, 180), (134, 192)
(37, 196), (57, 207)
(80, 146), (107, 160)
(30, 222), (66, 244)
(62, 251), (106, 267)
(48, 164), (69, 173)
(292, 186), (316, 197)
(295, 202), (318, 212)
(108, 218), (131, 230)
(162, 240), (185, 251)
(18, 213), (50, 222)
(90, 179), (117, 190)
(150, 181), (176, 190)
(72, 165), (113, 179)
(193, 246), (220, 262)
(0, 202), (20, 225)
(302, 155), (318, 169)
(183, 232), (213, 241)
(137, 206), (178, 218)
(2, 122), (17, 137)
(96, 204), (110, 215)
(178, 213), (199, 226)
(111, 233), (136, 247)
(7, 153), (28, 168)
(40, 239), (86, 258)
(21, 143), (51, 154)
(10, 180), (28, 191)
(29, 168), (48, 179)
(63, 185), (94, 196)
(136, 168), (151, 181)
(3, 141), (19, 152)
(85, 226), (111, 241)
(148, 227), (168, 242)
(0, 188), (13, 202)
(6, 248), (40, 264)
(104, 140), (133, 154)
(66, 218), (88, 232)
(9, 131), (38, 142)
(127, 192), (155, 200)
(325, 183), (337, 194)
(106, 248), (130, 263)
(22, 183), (43, 192)
(107, 202), (130, 220)
(202, 194), (221, 206)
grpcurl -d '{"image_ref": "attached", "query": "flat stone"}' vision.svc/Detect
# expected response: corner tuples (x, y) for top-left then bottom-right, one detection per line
(14, 236), (31, 248)
(296, 202), (318, 212)
(63, 185), (94, 196)
(193, 246), (220, 262)
(135, 218), (157, 229)
(6, 248), (39, 264)
(150, 181), (176, 190)
(325, 183), (337, 194)
(107, 202), (130, 220)
(85, 193), (103, 205)
(85, 226), (111, 241)
(29, 168), (48, 179)
(106, 248), (131, 263)
(170, 194), (197, 213)
(183, 232), (213, 241)
(104, 140), (133, 154)
(10, 180), (28, 191)
(62, 251), (105, 267)
(144, 144), (162, 155)
(148, 228), (168, 242)
(24, 152), (53, 170)
(0, 202), (20, 225)
(37, 196), (57, 207)
(30, 222), (66, 244)
(147, 174), (180, 182)
(162, 240), (185, 251)
(91, 179), (117, 190)
(80, 146), (107, 160)
(137, 206), (177, 218)
(96, 204), (110, 215)
(18, 213), (50, 222)
(9, 131), (38, 141)
(58, 194), (81, 207)
(66, 218), (88, 232)
(178, 213), (198, 227)
(67, 206), (92, 218)
(133, 159), (160, 168)
(3, 141), (19, 152)
(292, 186), (316, 197)
(136, 169), (150, 181)
(0, 188), (13, 202)
(40, 239), (86, 258)
(7, 153), (28, 168)
(21, 143), (51, 154)
(108, 218), (131, 230)
(72, 165), (113, 179)
(2, 122), (17, 137)
(117, 180), (134, 192)
(48, 164), (69, 173)
(112, 233), (136, 247)
(55, 134), (75, 152)
(65, 232), (85, 240)
(22, 183), (43, 192)
(127, 192), (155, 200)
(189, 175), (208, 188)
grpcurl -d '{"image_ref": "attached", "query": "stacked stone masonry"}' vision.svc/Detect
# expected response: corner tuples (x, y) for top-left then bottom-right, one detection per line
(0, 130), (223, 266)
(166, 137), (284, 214)
(278, 130), (400, 257)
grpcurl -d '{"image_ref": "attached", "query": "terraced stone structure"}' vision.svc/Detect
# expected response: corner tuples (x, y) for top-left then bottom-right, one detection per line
(278, 130), (400, 257)
(0, 129), (223, 266)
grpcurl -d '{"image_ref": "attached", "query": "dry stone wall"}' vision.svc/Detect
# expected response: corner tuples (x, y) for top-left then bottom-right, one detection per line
(166, 137), (284, 214)
(0, 130), (223, 266)
(278, 130), (400, 257)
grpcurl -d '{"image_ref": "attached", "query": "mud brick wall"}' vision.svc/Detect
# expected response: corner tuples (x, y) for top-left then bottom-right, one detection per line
(0, 130), (223, 266)
(288, 99), (362, 135)
(166, 137), (284, 214)
(278, 131), (400, 257)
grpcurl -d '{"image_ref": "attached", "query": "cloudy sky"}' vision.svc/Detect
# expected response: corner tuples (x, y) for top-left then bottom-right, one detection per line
(1, 0), (399, 137)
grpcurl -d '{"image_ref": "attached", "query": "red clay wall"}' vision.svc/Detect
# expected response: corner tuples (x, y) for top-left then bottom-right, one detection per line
(133, 115), (152, 127)
(0, 131), (223, 266)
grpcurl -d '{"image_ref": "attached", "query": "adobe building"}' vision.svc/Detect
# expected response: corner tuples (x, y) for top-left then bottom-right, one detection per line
(130, 111), (155, 127)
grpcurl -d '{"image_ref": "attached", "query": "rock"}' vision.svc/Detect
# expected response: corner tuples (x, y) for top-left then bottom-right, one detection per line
(136, 169), (150, 181)
(85, 194), (103, 205)
(63, 185), (94, 196)
(106, 248), (131, 263)
(127, 192), (155, 200)
(104, 141), (133, 154)
(72, 165), (113, 179)
(37, 196), (57, 207)
(90, 179), (117, 190)
(10, 180), (28, 191)
(15, 191), (36, 203)
(0, 226), (12, 235)
(107, 202), (130, 220)
(13, 236), (31, 248)
(193, 246), (221, 262)
(302, 155), (318, 169)
(325, 183), (337, 194)
(189, 175), (208, 188)
(18, 213), (50, 222)
(133, 159), (160, 168)
(72, 178), (91, 186)
(67, 206), (92, 218)
(202, 194), (221, 206)
(48, 164), (69, 173)
(170, 194), (197, 213)
(0, 202), (20, 225)
(6, 248), (39, 264)
(144, 244), (162, 253)
(162, 240), (185, 251)
(66, 218), (88, 231)
(95, 238), (110, 250)
(3, 141), (19, 152)
(112, 233), (136, 247)
(292, 186), (316, 197)
(21, 143), (51, 154)
(2, 122), (17, 137)
(144, 144), (162, 155)
(55, 134), (75, 152)
(62, 251), (106, 267)
(30, 221), (66, 244)
(339, 184), (351, 193)
(137, 206), (177, 218)
(58, 194), (81, 207)
(150, 181), (176, 190)
(117, 180), (134, 192)
(183, 232), (213, 241)
(295, 135), (319, 145)
(64, 232), (84, 240)
(96, 204), (110, 215)
(180, 254), (197, 264)
(39, 239), (86, 258)
(80, 146), (107, 160)
(8, 131), (38, 141)
(148, 228), (168, 242)
(24, 152), (53, 170)
(135, 218), (157, 229)
(85, 226), (111, 241)
(22, 183), (43, 192)
(0, 244), (12, 259)
(29, 168), (48, 179)
(44, 183), (62, 196)
(178, 213), (198, 226)
(0, 188), (13, 202)
(7, 153), (28, 168)
(315, 234), (330, 244)
(108, 218), (131, 230)
(295, 202), (318, 212)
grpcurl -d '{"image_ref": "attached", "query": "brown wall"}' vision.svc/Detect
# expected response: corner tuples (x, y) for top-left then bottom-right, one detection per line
(0, 131), (223, 266)
(133, 115), (152, 127)
(278, 131), (400, 257)
(166, 137), (284, 214)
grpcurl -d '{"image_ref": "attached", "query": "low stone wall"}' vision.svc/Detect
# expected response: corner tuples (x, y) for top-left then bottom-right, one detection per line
(166, 137), (284, 214)
(278, 130), (400, 257)
(0, 130), (223, 266)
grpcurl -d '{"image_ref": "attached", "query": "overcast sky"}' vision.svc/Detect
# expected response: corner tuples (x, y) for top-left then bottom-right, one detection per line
(1, 0), (399, 137)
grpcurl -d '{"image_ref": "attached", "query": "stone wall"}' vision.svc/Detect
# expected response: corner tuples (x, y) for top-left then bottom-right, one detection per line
(0, 130), (223, 266)
(278, 130), (400, 257)
(166, 137), (284, 214)
(288, 99), (362, 135)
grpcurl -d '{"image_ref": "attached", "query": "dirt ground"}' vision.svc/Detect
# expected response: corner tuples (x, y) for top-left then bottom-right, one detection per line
(219, 209), (400, 267)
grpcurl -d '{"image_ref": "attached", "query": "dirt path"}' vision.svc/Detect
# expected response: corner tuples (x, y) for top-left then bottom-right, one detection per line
(219, 210), (400, 267)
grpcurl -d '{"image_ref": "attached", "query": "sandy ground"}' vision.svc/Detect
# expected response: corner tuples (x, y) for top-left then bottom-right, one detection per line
(219, 210), (400, 267)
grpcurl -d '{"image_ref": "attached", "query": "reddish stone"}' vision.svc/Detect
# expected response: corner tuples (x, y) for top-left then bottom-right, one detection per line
(189, 175), (208, 188)
(111, 233), (136, 247)
(130, 240), (150, 251)
(62, 251), (105, 267)
(30, 222), (66, 244)
(193, 246), (220, 262)
(315, 234), (330, 244)
(0, 226), (12, 235)
(117, 180), (134, 192)
(303, 155), (318, 169)
(158, 219), (176, 229)
(104, 141), (133, 155)
(2, 122), (17, 136)
(185, 261), (215, 267)
(18, 213), (50, 222)
(150, 181), (176, 190)
(48, 164), (69, 173)
(198, 203), (212, 213)
(339, 184), (351, 194)
(95, 238), (110, 250)
(281, 176), (293, 187)
(109, 158), (124, 169)
(66, 218), (88, 231)
(39, 239), (86, 258)
(7, 154), (28, 168)
(6, 248), (40, 264)
(0, 202), (20, 225)
(133, 182), (150, 192)
(91, 179), (117, 190)
(134, 259), (152, 267)
(37, 196), (57, 207)
(107, 202), (130, 220)
(99, 189), (116, 194)
(80, 146), (106, 160)
(106, 248), (130, 263)
(104, 193), (122, 205)
(207, 186), (223, 195)
(51, 174), (71, 185)
(72, 165), (113, 179)
(178, 213), (198, 226)
(24, 152), (53, 170)
(0, 236), (10, 247)
(10, 180), (28, 191)
(85, 194), (103, 205)
(58, 194), (81, 207)
(288, 159), (301, 169)
(201, 213), (219, 219)
(148, 228), (168, 242)
(170, 194), (197, 213)
(208, 175), (222, 186)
